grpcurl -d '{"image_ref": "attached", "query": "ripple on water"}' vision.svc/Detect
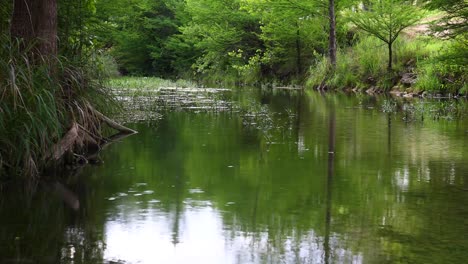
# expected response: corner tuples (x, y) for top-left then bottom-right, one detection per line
(188, 188), (204, 194)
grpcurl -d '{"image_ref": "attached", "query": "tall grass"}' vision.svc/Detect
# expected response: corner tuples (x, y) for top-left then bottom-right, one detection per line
(107, 76), (197, 90)
(307, 36), (390, 90)
(0, 35), (114, 180)
(414, 37), (467, 94)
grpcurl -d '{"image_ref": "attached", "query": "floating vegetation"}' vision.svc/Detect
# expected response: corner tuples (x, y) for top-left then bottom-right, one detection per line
(381, 98), (467, 121)
(110, 79), (237, 123)
(381, 99), (398, 113)
(241, 104), (274, 131)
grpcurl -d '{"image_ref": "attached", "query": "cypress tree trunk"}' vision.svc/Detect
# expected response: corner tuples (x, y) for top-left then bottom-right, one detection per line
(328, 0), (337, 68)
(388, 42), (393, 70)
(35, 0), (57, 57)
(296, 23), (302, 76)
(10, 0), (35, 42)
(10, 0), (57, 57)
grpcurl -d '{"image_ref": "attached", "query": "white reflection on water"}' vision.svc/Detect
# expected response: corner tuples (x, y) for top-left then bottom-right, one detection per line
(103, 202), (363, 264)
(104, 207), (230, 264)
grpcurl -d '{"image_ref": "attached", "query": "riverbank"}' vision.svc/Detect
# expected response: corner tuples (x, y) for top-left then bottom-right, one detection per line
(108, 76), (467, 121)
(306, 35), (467, 97)
(0, 36), (135, 183)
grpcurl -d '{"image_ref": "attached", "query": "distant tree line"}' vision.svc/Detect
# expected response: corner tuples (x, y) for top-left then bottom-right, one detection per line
(65, 0), (465, 87)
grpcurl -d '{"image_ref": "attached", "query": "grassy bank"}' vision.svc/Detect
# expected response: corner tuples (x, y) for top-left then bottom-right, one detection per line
(0, 35), (114, 181)
(306, 34), (467, 95)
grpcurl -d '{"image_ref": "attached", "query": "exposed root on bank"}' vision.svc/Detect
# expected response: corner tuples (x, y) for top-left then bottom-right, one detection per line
(47, 106), (137, 172)
(50, 122), (79, 161)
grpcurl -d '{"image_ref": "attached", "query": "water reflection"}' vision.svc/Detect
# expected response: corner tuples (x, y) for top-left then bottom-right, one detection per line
(103, 202), (363, 264)
(0, 90), (467, 263)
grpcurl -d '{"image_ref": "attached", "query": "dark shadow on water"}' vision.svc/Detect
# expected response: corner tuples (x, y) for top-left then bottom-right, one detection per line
(324, 102), (336, 264)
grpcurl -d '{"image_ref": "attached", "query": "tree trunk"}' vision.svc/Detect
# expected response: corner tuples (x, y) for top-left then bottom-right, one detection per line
(296, 23), (302, 76)
(10, 0), (35, 42)
(324, 105), (335, 264)
(10, 0), (57, 57)
(35, 0), (58, 56)
(388, 42), (393, 70)
(328, 0), (337, 68)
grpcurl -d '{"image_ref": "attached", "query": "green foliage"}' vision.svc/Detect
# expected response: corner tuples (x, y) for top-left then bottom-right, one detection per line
(90, 0), (188, 77)
(180, 0), (262, 83)
(240, 0), (328, 80)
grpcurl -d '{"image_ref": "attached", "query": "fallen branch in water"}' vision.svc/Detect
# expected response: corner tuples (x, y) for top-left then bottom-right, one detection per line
(50, 122), (79, 161)
(47, 105), (136, 169)
(88, 104), (138, 134)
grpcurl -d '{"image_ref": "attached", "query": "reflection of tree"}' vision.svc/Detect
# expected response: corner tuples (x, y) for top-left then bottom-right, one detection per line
(0, 181), (106, 263)
(324, 103), (336, 264)
(387, 113), (392, 155)
(171, 163), (185, 246)
(4, 91), (466, 263)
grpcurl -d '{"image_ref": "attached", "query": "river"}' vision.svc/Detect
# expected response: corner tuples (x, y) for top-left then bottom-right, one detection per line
(1, 88), (467, 263)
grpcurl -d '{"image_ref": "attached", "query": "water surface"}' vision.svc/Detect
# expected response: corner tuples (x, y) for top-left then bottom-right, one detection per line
(1, 89), (467, 264)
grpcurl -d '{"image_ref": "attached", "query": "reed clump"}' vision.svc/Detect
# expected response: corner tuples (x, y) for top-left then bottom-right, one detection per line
(0, 34), (117, 181)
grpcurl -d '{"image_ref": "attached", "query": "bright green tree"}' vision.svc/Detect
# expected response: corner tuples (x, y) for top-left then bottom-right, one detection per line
(241, 0), (328, 79)
(90, 0), (186, 76)
(181, 0), (262, 81)
(348, 0), (423, 70)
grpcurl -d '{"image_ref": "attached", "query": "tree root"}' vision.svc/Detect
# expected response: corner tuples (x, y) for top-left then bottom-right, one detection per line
(48, 109), (137, 166)
(50, 122), (79, 161)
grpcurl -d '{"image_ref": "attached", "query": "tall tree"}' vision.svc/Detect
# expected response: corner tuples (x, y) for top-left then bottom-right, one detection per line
(182, 0), (261, 78)
(328, 0), (337, 68)
(349, 0), (422, 70)
(241, 0), (328, 79)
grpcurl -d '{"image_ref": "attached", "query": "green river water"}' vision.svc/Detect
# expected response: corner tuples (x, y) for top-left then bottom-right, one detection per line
(1, 89), (467, 263)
